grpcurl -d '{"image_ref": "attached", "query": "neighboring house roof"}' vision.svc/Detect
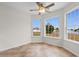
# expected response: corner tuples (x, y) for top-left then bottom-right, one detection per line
(33, 27), (40, 32)
(33, 27), (40, 30)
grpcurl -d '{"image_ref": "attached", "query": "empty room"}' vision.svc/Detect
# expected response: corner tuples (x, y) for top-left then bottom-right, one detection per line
(0, 2), (79, 57)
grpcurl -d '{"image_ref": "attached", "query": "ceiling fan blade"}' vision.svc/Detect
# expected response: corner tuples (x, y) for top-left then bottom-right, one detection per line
(36, 2), (44, 7)
(45, 3), (55, 8)
(36, 2), (41, 6)
(30, 9), (38, 11)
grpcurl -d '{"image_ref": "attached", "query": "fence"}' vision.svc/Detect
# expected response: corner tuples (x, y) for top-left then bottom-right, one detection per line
(67, 25), (79, 41)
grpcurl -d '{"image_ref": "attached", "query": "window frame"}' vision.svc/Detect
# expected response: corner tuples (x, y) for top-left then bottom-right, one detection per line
(65, 5), (79, 43)
(32, 19), (41, 37)
(44, 16), (61, 39)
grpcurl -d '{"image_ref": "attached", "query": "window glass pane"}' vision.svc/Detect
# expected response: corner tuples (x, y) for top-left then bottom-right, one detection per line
(45, 17), (60, 38)
(32, 19), (40, 36)
(67, 8), (79, 41)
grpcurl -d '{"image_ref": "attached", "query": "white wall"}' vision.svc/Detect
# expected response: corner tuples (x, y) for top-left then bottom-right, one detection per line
(63, 40), (79, 56)
(32, 37), (42, 42)
(0, 6), (31, 51)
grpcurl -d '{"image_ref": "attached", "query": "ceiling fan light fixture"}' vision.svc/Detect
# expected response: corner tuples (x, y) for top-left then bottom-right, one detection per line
(30, 2), (55, 15)
(39, 7), (45, 13)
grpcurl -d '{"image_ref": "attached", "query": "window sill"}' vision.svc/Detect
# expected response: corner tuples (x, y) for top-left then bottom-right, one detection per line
(44, 36), (60, 40)
(64, 39), (79, 44)
(32, 36), (40, 38)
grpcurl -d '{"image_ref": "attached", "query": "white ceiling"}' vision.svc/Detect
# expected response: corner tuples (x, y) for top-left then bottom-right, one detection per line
(0, 2), (71, 15)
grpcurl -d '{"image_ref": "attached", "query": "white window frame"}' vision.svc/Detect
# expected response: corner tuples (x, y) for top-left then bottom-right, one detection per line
(65, 5), (79, 43)
(44, 16), (61, 39)
(32, 19), (41, 37)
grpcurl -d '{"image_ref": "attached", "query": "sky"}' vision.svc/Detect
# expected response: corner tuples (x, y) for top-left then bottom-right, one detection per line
(33, 17), (59, 28)
(45, 17), (59, 28)
(33, 8), (79, 29)
(33, 20), (40, 28)
(67, 8), (79, 29)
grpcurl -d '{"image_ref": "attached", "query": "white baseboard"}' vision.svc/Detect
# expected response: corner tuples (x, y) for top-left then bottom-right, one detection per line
(0, 41), (31, 52)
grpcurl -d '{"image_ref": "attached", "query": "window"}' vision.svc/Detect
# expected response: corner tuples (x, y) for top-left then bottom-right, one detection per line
(32, 19), (41, 36)
(67, 8), (79, 41)
(45, 17), (60, 38)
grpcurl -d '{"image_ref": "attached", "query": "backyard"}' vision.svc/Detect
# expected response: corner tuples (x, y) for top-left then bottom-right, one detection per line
(68, 33), (79, 41)
(33, 30), (79, 41)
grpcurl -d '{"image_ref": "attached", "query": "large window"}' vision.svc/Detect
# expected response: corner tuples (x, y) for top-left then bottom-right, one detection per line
(45, 17), (60, 38)
(67, 8), (79, 41)
(32, 19), (40, 36)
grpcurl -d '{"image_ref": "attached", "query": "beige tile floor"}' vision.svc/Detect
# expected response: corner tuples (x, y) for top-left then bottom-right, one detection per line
(0, 42), (76, 57)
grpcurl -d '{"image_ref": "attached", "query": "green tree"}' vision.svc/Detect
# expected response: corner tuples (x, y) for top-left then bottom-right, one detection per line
(46, 24), (54, 34)
(74, 28), (79, 32)
(56, 27), (59, 31)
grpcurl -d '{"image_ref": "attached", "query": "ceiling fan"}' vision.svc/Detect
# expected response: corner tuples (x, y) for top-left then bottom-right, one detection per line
(30, 2), (55, 15)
